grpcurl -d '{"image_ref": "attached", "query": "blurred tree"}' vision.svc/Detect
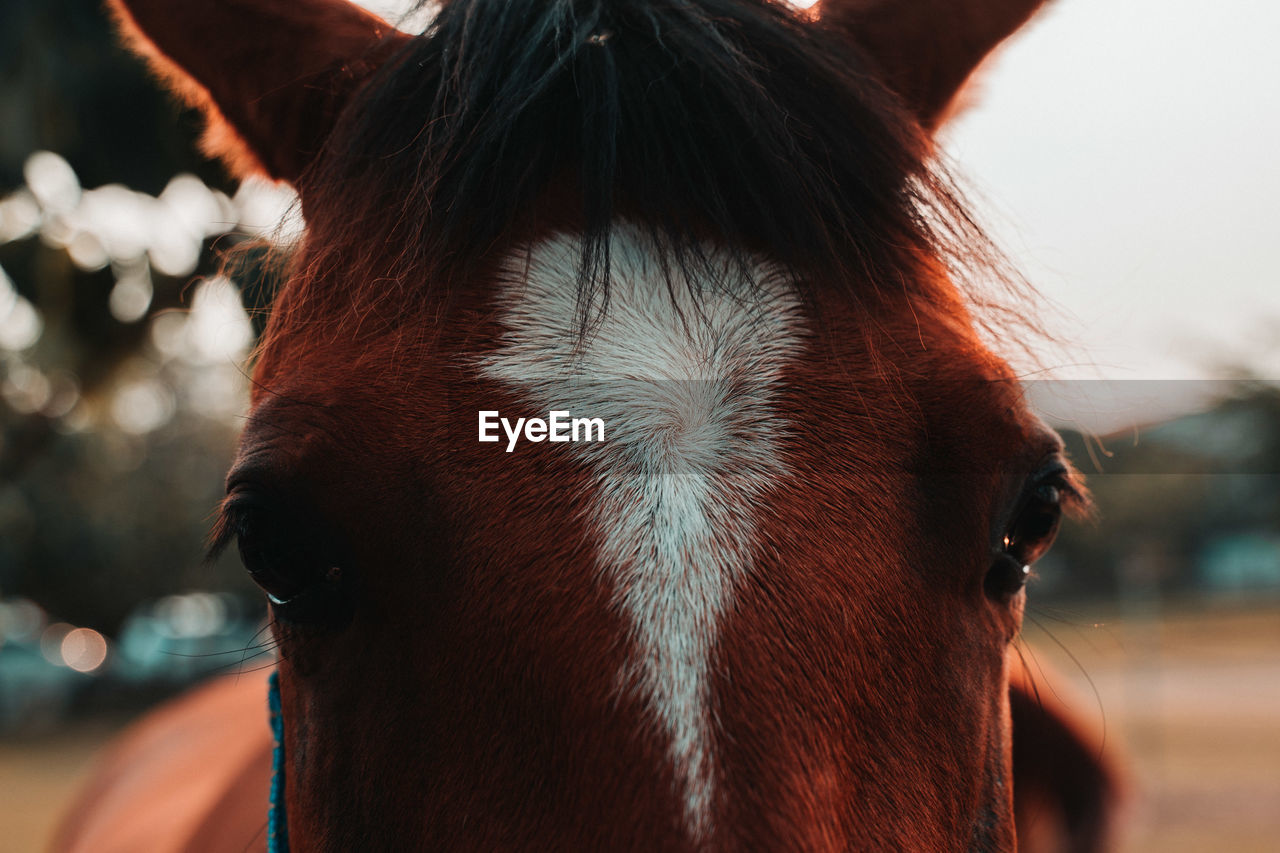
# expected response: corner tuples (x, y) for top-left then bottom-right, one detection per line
(1, 0), (271, 632)
(0, 0), (250, 399)
(1051, 384), (1280, 602)
(0, 0), (231, 193)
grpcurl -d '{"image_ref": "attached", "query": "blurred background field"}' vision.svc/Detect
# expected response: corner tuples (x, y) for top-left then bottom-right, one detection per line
(1, 1), (1277, 851)
(1022, 604), (1280, 853)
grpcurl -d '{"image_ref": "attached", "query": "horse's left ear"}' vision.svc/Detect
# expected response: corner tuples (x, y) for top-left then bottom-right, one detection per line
(1009, 653), (1126, 852)
(107, 0), (410, 182)
(813, 0), (1050, 131)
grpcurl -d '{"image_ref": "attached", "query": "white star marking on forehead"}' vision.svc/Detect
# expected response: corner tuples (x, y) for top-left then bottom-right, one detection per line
(480, 223), (804, 841)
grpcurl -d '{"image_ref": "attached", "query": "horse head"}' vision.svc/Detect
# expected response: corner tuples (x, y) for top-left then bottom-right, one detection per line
(101, 1), (1119, 849)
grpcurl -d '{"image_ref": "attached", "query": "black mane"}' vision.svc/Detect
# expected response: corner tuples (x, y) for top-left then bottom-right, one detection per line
(305, 0), (1001, 332)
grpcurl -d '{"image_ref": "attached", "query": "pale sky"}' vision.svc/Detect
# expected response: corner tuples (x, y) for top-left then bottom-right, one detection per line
(944, 0), (1280, 383)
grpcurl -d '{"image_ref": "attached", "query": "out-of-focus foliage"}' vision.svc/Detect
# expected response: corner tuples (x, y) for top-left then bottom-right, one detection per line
(0, 0), (296, 633)
(1041, 383), (1280, 604)
(1, 0), (233, 193)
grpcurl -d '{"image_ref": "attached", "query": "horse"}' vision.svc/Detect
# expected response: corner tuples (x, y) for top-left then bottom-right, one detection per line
(55, 0), (1121, 849)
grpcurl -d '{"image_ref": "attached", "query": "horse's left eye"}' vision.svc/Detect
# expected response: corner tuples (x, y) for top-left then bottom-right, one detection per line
(1005, 482), (1062, 565)
(986, 476), (1065, 600)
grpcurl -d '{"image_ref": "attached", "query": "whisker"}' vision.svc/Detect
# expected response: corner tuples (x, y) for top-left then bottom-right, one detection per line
(1027, 604), (1123, 655)
(1012, 636), (1044, 711)
(244, 819), (269, 853)
(160, 644), (277, 659)
(1025, 612), (1109, 761)
(195, 647), (278, 679)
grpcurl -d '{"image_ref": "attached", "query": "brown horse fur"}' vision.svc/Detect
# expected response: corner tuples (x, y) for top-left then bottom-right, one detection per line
(61, 1), (1125, 849)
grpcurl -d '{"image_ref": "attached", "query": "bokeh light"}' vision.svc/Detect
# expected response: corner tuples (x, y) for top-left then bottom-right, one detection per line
(187, 276), (254, 363)
(0, 191), (42, 243)
(0, 265), (43, 352)
(108, 268), (154, 323)
(0, 598), (46, 644)
(60, 627), (109, 673)
(110, 376), (176, 435)
(39, 622), (74, 666)
(1, 363), (52, 414)
(23, 152), (81, 214)
(154, 593), (229, 639)
(232, 177), (304, 244)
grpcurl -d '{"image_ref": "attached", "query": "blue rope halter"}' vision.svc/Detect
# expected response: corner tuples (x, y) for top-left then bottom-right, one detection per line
(267, 670), (290, 853)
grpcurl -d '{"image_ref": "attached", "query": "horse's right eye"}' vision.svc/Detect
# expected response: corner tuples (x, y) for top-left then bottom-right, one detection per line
(226, 501), (353, 626)
(237, 517), (319, 605)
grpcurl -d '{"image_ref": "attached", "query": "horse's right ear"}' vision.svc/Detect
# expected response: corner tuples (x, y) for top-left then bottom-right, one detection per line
(108, 0), (410, 183)
(813, 0), (1050, 131)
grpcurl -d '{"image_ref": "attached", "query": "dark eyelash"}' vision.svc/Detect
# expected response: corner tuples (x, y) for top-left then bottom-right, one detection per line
(1050, 461), (1093, 519)
(204, 502), (240, 566)
(204, 493), (264, 565)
